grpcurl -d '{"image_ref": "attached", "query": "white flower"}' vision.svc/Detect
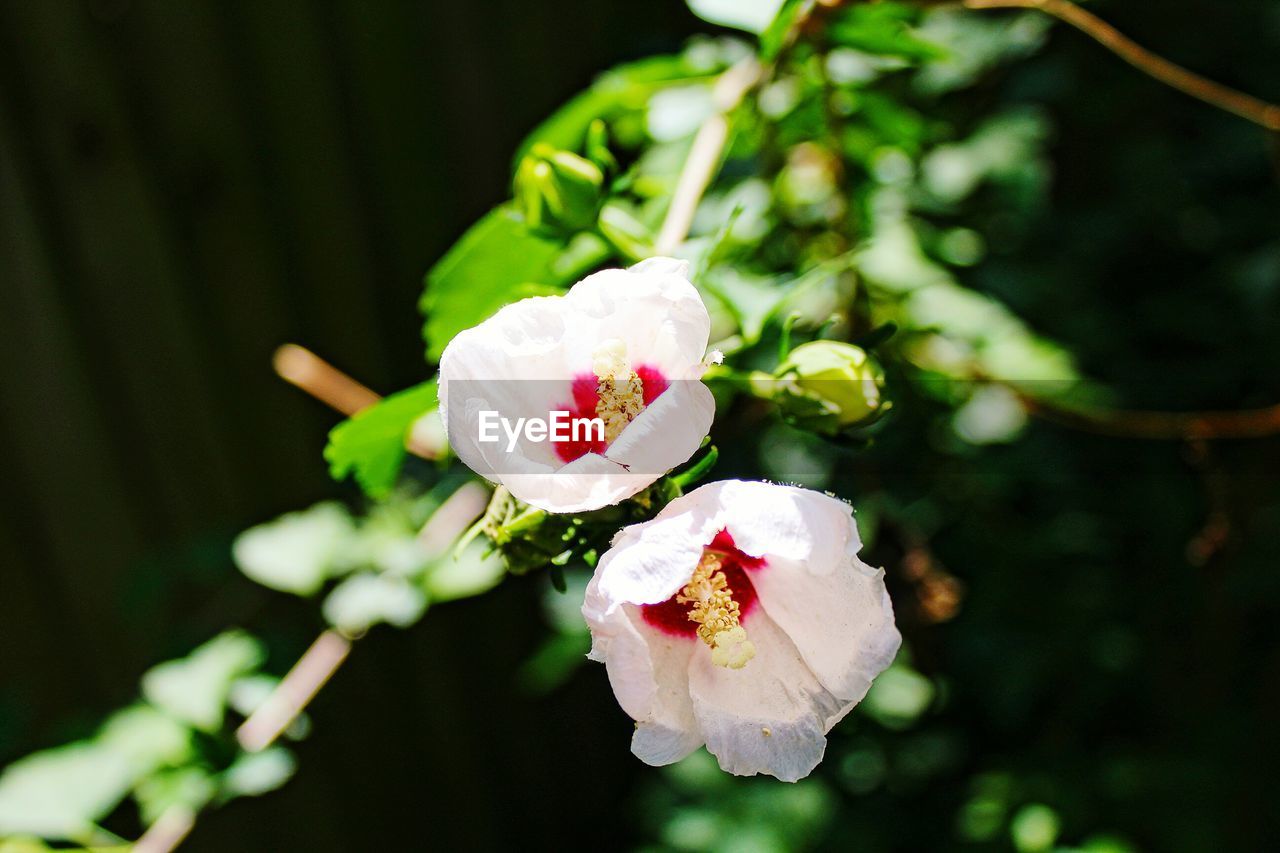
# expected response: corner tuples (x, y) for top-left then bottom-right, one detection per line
(582, 480), (901, 782)
(438, 258), (716, 513)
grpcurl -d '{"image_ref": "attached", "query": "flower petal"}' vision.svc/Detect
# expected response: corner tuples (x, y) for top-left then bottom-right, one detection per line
(686, 613), (845, 782)
(750, 553), (901, 703)
(606, 379), (715, 478)
(583, 578), (701, 765)
(716, 480), (858, 575)
(593, 503), (720, 610)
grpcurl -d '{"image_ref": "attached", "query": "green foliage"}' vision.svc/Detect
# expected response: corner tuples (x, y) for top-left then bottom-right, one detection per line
(141, 632), (266, 732)
(324, 381), (438, 499)
(233, 502), (357, 596)
(512, 54), (722, 169)
(9, 0), (1277, 848)
(419, 207), (568, 362)
(826, 2), (945, 61)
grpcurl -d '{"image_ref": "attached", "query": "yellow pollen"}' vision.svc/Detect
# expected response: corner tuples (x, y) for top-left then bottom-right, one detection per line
(677, 551), (756, 669)
(592, 338), (646, 443)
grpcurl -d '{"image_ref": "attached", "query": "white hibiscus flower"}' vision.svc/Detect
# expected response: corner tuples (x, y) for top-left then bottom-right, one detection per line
(438, 258), (717, 513)
(582, 480), (901, 782)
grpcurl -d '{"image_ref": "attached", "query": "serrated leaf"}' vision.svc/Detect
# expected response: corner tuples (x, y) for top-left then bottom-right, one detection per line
(324, 382), (437, 499)
(141, 631), (266, 732)
(420, 208), (567, 362)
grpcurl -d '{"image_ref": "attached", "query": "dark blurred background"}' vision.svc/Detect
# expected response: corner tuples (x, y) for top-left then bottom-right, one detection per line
(1, 1), (1279, 850)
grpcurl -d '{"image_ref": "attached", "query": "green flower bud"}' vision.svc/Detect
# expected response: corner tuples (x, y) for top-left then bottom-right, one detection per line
(514, 143), (606, 236)
(767, 341), (888, 435)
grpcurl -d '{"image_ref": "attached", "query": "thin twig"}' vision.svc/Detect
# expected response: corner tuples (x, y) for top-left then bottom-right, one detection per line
(963, 0), (1280, 132)
(273, 343), (381, 416)
(236, 629), (353, 753)
(273, 343), (444, 459)
(1014, 389), (1280, 440)
(654, 58), (763, 255)
(134, 350), (483, 853)
(132, 806), (196, 853)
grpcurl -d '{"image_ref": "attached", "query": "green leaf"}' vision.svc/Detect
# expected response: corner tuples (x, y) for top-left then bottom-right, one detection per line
(321, 572), (428, 634)
(828, 3), (945, 62)
(423, 537), (506, 603)
(233, 502), (358, 595)
(324, 381), (438, 499)
(512, 54), (711, 169)
(141, 631), (266, 732)
(0, 743), (133, 841)
(0, 707), (189, 841)
(420, 207), (566, 362)
(219, 747), (297, 800)
(760, 0), (813, 60)
(133, 767), (216, 825)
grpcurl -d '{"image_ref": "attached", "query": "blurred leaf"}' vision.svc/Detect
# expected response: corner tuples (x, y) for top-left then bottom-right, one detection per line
(914, 7), (1050, 94)
(322, 572), (427, 634)
(513, 54), (713, 168)
(96, 705), (192, 770)
(219, 747), (296, 800)
(828, 3), (944, 62)
(861, 660), (935, 729)
(0, 704), (194, 840)
(232, 502), (357, 596)
(133, 767), (216, 825)
(760, 0), (813, 60)
(0, 743), (132, 840)
(702, 268), (786, 345)
(324, 381), (437, 500)
(518, 632), (592, 695)
(424, 538), (506, 603)
(141, 631), (266, 732)
(421, 207), (568, 362)
(1010, 803), (1061, 852)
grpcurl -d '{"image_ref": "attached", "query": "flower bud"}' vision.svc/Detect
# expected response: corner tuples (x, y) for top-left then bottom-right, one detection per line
(514, 143), (606, 236)
(766, 341), (887, 435)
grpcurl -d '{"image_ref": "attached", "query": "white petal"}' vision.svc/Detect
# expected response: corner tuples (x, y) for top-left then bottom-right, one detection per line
(686, 613), (845, 782)
(565, 264), (711, 376)
(502, 452), (652, 514)
(438, 261), (714, 513)
(606, 379), (715, 477)
(750, 553), (901, 703)
(628, 256), (691, 279)
(714, 480), (858, 574)
(594, 502), (721, 610)
(582, 577), (702, 765)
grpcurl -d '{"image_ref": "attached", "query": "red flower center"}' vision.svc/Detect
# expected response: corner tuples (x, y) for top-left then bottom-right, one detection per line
(641, 530), (766, 638)
(553, 364), (668, 462)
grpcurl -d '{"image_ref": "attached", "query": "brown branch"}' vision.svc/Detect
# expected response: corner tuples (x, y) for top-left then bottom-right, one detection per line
(236, 629), (353, 753)
(134, 351), (482, 853)
(1014, 391), (1280, 440)
(273, 343), (444, 459)
(273, 343), (381, 416)
(963, 0), (1280, 132)
(654, 57), (762, 255)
